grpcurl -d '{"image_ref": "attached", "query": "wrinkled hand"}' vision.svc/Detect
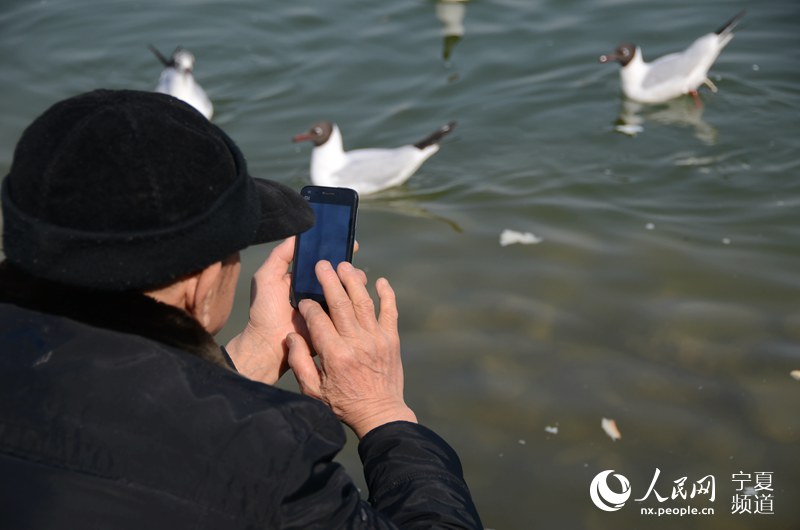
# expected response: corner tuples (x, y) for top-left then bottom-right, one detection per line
(287, 260), (417, 438)
(225, 238), (304, 384)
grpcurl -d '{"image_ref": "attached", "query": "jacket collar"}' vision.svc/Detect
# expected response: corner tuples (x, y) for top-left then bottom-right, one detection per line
(0, 261), (231, 369)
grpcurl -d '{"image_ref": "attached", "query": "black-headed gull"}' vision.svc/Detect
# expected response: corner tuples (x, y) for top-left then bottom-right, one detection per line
(149, 45), (213, 120)
(292, 121), (457, 195)
(599, 11), (745, 104)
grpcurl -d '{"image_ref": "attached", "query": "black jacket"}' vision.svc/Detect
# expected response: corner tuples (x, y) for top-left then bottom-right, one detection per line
(0, 265), (482, 529)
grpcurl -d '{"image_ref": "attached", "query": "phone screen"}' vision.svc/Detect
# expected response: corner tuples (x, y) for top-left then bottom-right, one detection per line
(291, 186), (358, 308)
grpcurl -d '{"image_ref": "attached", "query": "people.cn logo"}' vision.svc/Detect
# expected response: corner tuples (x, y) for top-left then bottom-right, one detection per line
(590, 470), (632, 511)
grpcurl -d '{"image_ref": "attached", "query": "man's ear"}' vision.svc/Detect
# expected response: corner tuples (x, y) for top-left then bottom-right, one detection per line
(186, 261), (223, 330)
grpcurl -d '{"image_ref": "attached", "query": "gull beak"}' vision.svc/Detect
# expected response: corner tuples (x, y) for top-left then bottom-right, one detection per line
(598, 53), (616, 64)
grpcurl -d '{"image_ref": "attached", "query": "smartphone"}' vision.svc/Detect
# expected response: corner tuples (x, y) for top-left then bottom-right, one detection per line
(290, 185), (359, 311)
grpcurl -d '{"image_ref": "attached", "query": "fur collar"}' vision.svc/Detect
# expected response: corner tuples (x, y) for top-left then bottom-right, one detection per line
(0, 261), (231, 370)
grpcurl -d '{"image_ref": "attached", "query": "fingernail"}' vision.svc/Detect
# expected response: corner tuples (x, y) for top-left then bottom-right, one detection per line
(339, 261), (353, 272)
(318, 260), (332, 271)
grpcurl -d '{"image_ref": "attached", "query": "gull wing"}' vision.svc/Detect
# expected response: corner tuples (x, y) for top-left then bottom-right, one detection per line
(642, 34), (722, 91)
(334, 146), (434, 195)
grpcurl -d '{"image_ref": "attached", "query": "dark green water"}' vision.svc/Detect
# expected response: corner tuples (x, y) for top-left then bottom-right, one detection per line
(2, 0), (798, 528)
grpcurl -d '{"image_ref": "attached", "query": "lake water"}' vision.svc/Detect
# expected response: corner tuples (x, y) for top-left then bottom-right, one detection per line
(1, 0), (798, 528)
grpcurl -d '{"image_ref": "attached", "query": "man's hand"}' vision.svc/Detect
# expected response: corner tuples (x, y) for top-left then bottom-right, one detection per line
(287, 260), (417, 439)
(225, 238), (305, 384)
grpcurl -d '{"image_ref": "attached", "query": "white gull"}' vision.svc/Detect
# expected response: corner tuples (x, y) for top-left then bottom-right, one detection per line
(292, 121), (457, 196)
(149, 45), (213, 120)
(599, 11), (745, 104)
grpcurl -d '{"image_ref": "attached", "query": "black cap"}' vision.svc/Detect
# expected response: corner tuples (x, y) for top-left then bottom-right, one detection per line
(1, 89), (313, 291)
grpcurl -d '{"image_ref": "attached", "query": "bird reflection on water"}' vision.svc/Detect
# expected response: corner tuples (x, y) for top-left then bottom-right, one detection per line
(435, 0), (468, 61)
(614, 97), (719, 145)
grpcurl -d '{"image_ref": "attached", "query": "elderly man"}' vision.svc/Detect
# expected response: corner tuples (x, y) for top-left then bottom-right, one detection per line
(0, 89), (481, 529)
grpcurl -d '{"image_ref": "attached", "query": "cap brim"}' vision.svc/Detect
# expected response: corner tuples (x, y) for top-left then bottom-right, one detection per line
(251, 178), (314, 245)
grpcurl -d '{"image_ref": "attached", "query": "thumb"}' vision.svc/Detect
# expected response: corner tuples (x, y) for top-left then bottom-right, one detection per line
(286, 333), (323, 400)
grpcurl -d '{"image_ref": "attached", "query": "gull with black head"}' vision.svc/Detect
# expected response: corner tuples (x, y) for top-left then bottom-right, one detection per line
(599, 11), (745, 105)
(292, 121), (457, 196)
(149, 45), (214, 120)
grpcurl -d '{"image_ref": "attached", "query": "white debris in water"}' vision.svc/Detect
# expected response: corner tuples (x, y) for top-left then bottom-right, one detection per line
(752, 64), (760, 71)
(601, 417), (621, 441)
(500, 229), (543, 247)
(790, 370), (800, 381)
(518, 439), (526, 445)
(722, 238), (731, 245)
(615, 124), (644, 136)
(544, 425), (559, 435)
(645, 223), (655, 230)
(675, 156), (716, 166)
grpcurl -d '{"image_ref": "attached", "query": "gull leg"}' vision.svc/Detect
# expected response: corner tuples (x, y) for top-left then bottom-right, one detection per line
(703, 78), (719, 93)
(690, 90), (703, 108)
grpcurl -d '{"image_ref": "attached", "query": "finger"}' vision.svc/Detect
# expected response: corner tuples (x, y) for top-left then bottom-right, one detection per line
(337, 262), (377, 329)
(353, 240), (360, 255)
(286, 333), (323, 399)
(297, 298), (344, 361)
(375, 277), (399, 333)
(259, 237), (296, 278)
(250, 238), (296, 303)
(315, 260), (359, 336)
(354, 266), (367, 286)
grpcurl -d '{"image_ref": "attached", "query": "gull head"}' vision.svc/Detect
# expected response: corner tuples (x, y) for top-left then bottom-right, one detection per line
(292, 121), (334, 147)
(599, 43), (636, 67)
(171, 48), (196, 73)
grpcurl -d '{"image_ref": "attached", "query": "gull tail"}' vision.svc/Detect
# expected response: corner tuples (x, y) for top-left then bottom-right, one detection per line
(414, 121), (457, 150)
(715, 10), (746, 38)
(148, 44), (172, 67)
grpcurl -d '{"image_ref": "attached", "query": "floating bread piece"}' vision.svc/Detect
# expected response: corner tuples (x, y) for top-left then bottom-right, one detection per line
(499, 229), (543, 247)
(601, 417), (621, 441)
